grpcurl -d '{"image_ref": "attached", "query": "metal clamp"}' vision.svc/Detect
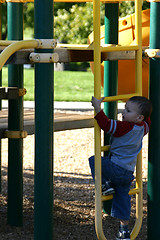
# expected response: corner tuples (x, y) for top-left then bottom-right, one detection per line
(0, 87), (27, 100)
(144, 49), (160, 58)
(19, 88), (27, 96)
(36, 39), (57, 49)
(4, 130), (28, 139)
(29, 53), (59, 63)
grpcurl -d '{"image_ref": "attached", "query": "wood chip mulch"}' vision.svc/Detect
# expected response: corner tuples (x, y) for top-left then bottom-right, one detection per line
(0, 111), (148, 239)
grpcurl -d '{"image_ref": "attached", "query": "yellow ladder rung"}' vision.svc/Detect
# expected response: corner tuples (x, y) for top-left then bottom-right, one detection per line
(101, 188), (140, 201)
(101, 145), (110, 152)
(103, 93), (139, 103)
(129, 187), (140, 195)
(101, 45), (139, 52)
(58, 43), (90, 50)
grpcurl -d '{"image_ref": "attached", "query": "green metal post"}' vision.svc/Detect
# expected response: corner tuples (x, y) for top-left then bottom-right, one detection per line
(104, 3), (118, 137)
(148, 3), (160, 239)
(103, 3), (118, 214)
(7, 2), (23, 226)
(34, 0), (54, 239)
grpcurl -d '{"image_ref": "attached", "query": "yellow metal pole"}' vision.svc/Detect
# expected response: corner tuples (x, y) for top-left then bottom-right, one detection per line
(135, 0), (142, 95)
(131, 151), (143, 240)
(0, 40), (18, 45)
(0, 40), (39, 70)
(93, 0), (107, 238)
(131, 0), (143, 239)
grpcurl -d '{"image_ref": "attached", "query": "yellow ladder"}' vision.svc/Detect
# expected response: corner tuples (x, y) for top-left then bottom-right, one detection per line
(93, 0), (143, 239)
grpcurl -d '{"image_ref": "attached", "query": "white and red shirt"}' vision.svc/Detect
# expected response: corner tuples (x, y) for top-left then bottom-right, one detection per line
(95, 110), (151, 171)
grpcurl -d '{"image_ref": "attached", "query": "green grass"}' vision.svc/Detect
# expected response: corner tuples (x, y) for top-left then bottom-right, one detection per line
(2, 67), (34, 101)
(2, 67), (104, 102)
(54, 71), (94, 101)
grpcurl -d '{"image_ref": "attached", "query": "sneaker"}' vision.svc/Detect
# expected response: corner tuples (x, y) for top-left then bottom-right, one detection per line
(102, 181), (115, 195)
(116, 230), (130, 240)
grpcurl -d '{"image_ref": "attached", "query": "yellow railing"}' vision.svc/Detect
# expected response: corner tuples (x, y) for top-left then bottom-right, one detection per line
(0, 40), (39, 71)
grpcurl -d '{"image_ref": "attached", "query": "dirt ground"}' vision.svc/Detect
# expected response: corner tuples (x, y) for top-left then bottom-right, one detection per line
(0, 112), (148, 239)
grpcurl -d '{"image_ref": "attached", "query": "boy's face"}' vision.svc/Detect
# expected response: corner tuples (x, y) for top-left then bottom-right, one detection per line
(122, 100), (144, 123)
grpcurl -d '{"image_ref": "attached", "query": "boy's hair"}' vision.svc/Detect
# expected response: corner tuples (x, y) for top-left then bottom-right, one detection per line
(129, 96), (152, 120)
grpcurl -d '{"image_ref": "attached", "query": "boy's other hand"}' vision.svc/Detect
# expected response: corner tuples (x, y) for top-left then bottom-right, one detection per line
(91, 96), (105, 114)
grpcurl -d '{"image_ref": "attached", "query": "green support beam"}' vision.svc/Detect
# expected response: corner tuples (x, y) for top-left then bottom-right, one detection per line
(148, 2), (160, 239)
(34, 0), (54, 239)
(103, 3), (118, 214)
(104, 3), (118, 119)
(7, 2), (23, 226)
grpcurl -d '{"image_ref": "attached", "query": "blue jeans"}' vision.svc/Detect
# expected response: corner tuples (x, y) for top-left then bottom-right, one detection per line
(89, 155), (134, 220)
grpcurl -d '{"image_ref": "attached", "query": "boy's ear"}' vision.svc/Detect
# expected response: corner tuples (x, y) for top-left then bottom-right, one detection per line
(137, 115), (144, 122)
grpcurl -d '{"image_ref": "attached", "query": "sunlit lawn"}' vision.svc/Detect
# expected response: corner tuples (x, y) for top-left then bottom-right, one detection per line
(2, 66), (104, 101)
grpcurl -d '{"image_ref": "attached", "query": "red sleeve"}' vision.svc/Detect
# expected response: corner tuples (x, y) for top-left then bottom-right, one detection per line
(95, 110), (134, 137)
(144, 117), (151, 129)
(143, 117), (151, 135)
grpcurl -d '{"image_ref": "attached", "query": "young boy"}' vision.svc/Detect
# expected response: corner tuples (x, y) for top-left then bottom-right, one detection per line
(89, 96), (152, 240)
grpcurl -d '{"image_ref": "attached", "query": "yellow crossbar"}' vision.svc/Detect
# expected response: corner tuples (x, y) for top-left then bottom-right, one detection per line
(101, 145), (110, 152)
(103, 93), (139, 102)
(58, 43), (90, 50)
(102, 188), (141, 201)
(101, 45), (139, 52)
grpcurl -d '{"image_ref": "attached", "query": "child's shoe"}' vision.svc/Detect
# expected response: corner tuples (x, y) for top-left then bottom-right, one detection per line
(102, 181), (115, 195)
(116, 229), (130, 240)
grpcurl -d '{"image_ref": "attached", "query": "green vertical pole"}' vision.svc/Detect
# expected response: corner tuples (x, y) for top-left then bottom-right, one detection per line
(0, 3), (2, 193)
(34, 0), (54, 239)
(7, 2), (23, 226)
(104, 4), (118, 119)
(103, 3), (118, 214)
(148, 3), (160, 239)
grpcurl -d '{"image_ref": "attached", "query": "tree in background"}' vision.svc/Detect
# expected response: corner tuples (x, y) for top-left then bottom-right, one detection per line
(24, 3), (34, 31)
(54, 3), (98, 44)
(119, 1), (150, 17)
(54, 1), (149, 44)
(1, 2), (7, 39)
(1, 1), (150, 43)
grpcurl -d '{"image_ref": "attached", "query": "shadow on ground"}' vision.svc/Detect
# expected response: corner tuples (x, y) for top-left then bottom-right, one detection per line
(0, 167), (147, 239)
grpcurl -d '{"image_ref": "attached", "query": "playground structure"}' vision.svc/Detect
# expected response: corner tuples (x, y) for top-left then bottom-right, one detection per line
(0, 0), (159, 240)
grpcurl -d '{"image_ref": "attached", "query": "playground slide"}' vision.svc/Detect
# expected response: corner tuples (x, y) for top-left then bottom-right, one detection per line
(89, 9), (150, 98)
